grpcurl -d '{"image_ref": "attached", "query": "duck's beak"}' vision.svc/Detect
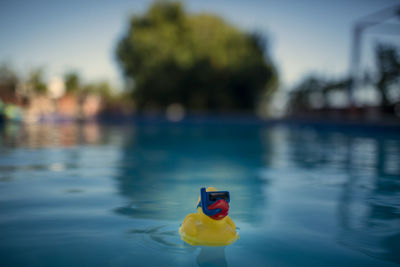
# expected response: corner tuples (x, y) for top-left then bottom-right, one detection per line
(208, 199), (229, 220)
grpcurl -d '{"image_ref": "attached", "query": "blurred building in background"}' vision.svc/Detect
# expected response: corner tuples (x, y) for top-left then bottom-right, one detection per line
(0, 66), (126, 123)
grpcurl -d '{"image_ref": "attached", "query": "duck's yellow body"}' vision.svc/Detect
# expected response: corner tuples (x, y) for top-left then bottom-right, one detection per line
(179, 187), (239, 246)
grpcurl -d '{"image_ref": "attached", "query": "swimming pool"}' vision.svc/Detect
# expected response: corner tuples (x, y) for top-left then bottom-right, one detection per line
(0, 122), (399, 266)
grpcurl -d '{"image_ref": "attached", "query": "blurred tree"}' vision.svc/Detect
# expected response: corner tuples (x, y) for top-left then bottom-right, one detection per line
(288, 76), (350, 113)
(82, 81), (113, 100)
(64, 71), (81, 94)
(116, 1), (278, 112)
(0, 63), (18, 95)
(0, 63), (20, 107)
(29, 68), (47, 94)
(375, 44), (400, 109)
(288, 76), (325, 113)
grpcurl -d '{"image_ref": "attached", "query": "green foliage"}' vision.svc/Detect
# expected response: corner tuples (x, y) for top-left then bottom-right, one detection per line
(116, 1), (278, 112)
(288, 76), (350, 112)
(288, 76), (324, 112)
(64, 71), (114, 101)
(0, 63), (18, 93)
(64, 71), (81, 94)
(375, 44), (400, 107)
(82, 81), (113, 100)
(0, 64), (18, 84)
(29, 68), (47, 94)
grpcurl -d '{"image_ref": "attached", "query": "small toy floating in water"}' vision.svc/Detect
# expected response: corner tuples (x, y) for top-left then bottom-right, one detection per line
(179, 187), (239, 246)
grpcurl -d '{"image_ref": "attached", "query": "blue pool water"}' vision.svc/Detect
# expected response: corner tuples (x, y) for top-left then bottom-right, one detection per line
(0, 122), (399, 266)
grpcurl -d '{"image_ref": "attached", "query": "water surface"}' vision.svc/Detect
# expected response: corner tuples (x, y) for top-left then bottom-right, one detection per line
(0, 122), (399, 266)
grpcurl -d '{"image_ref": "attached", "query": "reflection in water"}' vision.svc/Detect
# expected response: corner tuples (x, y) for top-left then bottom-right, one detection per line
(0, 122), (399, 265)
(114, 125), (270, 224)
(0, 122), (105, 148)
(285, 127), (400, 264)
(0, 122), (110, 183)
(337, 136), (400, 263)
(197, 247), (227, 267)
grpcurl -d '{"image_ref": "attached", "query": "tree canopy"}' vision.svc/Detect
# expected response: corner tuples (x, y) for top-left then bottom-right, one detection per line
(64, 71), (81, 94)
(116, 1), (278, 112)
(29, 68), (47, 94)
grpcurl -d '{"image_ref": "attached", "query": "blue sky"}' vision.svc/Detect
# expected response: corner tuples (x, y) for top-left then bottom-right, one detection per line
(0, 0), (399, 90)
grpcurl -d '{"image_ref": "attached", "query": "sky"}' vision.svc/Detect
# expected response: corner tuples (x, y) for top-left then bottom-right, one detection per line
(0, 0), (399, 90)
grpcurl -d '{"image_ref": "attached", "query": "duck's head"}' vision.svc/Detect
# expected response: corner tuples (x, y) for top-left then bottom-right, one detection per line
(196, 187), (230, 220)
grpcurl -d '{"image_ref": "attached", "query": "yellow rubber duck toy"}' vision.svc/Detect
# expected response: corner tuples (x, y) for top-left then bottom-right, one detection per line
(179, 187), (239, 246)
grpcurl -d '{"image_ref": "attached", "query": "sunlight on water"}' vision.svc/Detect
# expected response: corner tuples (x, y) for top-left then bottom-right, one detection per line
(0, 122), (399, 266)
